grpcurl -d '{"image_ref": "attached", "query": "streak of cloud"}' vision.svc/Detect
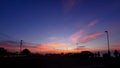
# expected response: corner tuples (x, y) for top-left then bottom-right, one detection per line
(0, 40), (36, 52)
(74, 46), (85, 50)
(69, 19), (99, 43)
(62, 0), (80, 13)
(38, 42), (70, 47)
(87, 19), (99, 28)
(79, 32), (104, 43)
(48, 36), (56, 40)
(110, 41), (120, 50)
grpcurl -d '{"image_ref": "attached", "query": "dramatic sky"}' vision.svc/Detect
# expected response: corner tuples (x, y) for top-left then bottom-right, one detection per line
(0, 0), (120, 53)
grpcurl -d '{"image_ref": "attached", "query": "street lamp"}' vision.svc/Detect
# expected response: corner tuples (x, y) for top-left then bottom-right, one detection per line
(20, 40), (23, 53)
(105, 31), (110, 56)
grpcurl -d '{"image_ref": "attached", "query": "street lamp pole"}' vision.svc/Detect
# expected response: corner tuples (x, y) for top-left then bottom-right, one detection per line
(20, 40), (23, 53)
(105, 31), (110, 56)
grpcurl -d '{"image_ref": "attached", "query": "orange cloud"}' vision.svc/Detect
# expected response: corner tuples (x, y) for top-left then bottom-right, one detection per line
(30, 42), (88, 53)
(80, 32), (103, 43)
(29, 42), (71, 53)
(36, 44), (69, 53)
(0, 41), (72, 53)
(69, 19), (99, 43)
(0, 40), (100, 53)
(39, 42), (70, 47)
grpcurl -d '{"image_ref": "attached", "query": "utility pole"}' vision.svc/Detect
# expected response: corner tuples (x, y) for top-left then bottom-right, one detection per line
(105, 31), (110, 56)
(20, 40), (23, 53)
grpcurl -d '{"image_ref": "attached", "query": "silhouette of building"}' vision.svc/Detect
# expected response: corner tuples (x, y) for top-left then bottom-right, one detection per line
(80, 51), (94, 58)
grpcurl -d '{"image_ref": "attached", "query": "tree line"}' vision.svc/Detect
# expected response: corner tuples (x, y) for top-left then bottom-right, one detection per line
(0, 47), (120, 58)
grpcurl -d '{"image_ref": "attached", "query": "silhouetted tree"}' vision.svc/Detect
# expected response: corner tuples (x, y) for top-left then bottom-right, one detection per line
(103, 53), (111, 58)
(60, 53), (64, 56)
(96, 51), (100, 57)
(94, 53), (97, 58)
(114, 50), (119, 58)
(94, 51), (100, 58)
(0, 47), (7, 56)
(97, 51), (100, 57)
(21, 48), (31, 55)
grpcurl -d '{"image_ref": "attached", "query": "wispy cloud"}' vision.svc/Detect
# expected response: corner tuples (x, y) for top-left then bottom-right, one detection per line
(74, 46), (93, 51)
(69, 19), (99, 43)
(62, 0), (79, 13)
(110, 41), (120, 50)
(0, 40), (36, 52)
(80, 32), (103, 43)
(0, 41), (19, 45)
(74, 46), (85, 50)
(87, 19), (99, 27)
(48, 36), (56, 40)
(69, 30), (83, 43)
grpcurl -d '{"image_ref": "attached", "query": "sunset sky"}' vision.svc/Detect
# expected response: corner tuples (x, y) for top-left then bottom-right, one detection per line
(0, 0), (120, 53)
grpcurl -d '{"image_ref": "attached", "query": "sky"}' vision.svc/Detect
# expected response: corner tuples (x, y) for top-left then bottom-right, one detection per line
(0, 0), (120, 53)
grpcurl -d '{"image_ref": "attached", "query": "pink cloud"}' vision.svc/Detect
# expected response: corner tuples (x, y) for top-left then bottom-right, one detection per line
(87, 19), (99, 27)
(69, 19), (99, 43)
(80, 32), (103, 43)
(69, 30), (83, 43)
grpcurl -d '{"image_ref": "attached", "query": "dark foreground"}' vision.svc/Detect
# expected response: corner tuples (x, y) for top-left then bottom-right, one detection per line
(0, 56), (120, 68)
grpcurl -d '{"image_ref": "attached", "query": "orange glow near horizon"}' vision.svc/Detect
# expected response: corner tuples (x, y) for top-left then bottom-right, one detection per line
(0, 38), (120, 54)
(0, 42), (103, 54)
